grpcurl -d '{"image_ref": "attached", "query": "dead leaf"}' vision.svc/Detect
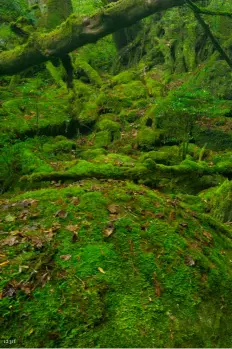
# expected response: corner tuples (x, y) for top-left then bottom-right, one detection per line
(55, 210), (68, 219)
(19, 210), (29, 220)
(72, 232), (78, 243)
(184, 255), (195, 266)
(98, 267), (105, 274)
(30, 236), (43, 248)
(5, 215), (16, 222)
(203, 231), (213, 240)
(0, 260), (9, 267)
(60, 254), (71, 261)
(20, 285), (31, 295)
(66, 224), (79, 232)
(107, 204), (118, 214)
(2, 283), (16, 297)
(180, 222), (188, 228)
(104, 222), (115, 237)
(71, 197), (80, 205)
(2, 236), (19, 246)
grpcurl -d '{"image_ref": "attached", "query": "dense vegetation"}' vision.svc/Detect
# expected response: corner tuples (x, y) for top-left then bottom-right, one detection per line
(0, 0), (232, 347)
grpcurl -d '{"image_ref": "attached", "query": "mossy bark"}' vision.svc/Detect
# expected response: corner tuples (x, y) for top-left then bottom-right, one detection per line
(0, 0), (199, 75)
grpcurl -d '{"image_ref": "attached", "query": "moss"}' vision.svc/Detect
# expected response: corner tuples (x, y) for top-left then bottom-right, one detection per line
(137, 127), (164, 150)
(201, 180), (232, 223)
(96, 119), (121, 141)
(140, 150), (173, 165)
(119, 109), (139, 123)
(97, 93), (133, 114)
(74, 57), (102, 87)
(112, 70), (140, 85)
(78, 102), (99, 127)
(93, 130), (111, 148)
(1, 180), (232, 347)
(113, 81), (147, 100)
(43, 139), (76, 154)
(80, 148), (107, 160)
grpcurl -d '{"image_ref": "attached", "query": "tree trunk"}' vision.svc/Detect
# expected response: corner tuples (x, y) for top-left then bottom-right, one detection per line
(0, 0), (199, 76)
(39, 0), (73, 29)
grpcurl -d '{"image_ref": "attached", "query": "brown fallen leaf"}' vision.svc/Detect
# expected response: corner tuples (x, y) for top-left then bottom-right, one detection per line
(203, 231), (213, 240)
(2, 236), (19, 246)
(55, 210), (68, 219)
(60, 254), (71, 261)
(98, 267), (105, 274)
(66, 224), (79, 232)
(71, 197), (80, 205)
(107, 204), (118, 214)
(104, 222), (115, 237)
(184, 255), (195, 266)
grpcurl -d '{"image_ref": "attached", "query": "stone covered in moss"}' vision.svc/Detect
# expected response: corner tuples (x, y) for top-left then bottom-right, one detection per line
(93, 130), (111, 148)
(97, 92), (133, 114)
(1, 180), (232, 347)
(113, 81), (147, 100)
(202, 180), (232, 223)
(137, 127), (164, 150)
(112, 70), (141, 85)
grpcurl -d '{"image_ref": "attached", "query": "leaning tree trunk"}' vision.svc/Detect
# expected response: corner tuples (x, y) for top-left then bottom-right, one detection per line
(39, 0), (73, 29)
(109, 0), (143, 69)
(36, 0), (74, 87)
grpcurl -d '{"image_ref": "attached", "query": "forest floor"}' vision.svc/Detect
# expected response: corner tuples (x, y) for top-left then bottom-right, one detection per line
(0, 62), (232, 347)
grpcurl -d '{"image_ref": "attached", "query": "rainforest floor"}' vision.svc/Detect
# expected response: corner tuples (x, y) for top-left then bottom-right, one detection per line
(0, 61), (232, 348)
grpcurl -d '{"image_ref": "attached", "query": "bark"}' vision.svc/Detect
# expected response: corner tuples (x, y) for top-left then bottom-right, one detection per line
(0, 0), (196, 76)
(39, 0), (73, 29)
(187, 0), (232, 69)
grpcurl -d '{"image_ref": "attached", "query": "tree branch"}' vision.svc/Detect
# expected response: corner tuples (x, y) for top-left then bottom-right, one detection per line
(187, 0), (232, 70)
(0, 0), (193, 76)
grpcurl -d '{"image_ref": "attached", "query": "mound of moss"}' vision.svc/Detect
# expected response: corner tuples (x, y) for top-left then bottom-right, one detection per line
(0, 180), (232, 348)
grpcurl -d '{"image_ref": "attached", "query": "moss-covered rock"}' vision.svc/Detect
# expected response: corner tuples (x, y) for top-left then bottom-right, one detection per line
(93, 130), (111, 148)
(137, 127), (164, 150)
(43, 139), (76, 154)
(202, 180), (232, 223)
(1, 181), (232, 348)
(80, 148), (107, 160)
(78, 102), (99, 127)
(112, 70), (141, 85)
(113, 81), (147, 100)
(97, 93), (133, 114)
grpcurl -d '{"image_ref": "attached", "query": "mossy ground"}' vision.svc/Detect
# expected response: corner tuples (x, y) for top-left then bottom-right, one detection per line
(0, 57), (232, 347)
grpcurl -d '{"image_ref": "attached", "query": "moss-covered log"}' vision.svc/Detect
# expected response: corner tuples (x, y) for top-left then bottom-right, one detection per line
(0, 0), (198, 75)
(20, 159), (232, 183)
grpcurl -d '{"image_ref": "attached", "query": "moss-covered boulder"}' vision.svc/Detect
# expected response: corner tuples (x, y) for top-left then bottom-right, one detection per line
(97, 93), (133, 114)
(113, 81), (147, 100)
(137, 127), (164, 150)
(96, 119), (121, 142)
(201, 180), (232, 223)
(93, 130), (111, 148)
(78, 102), (99, 127)
(1, 181), (232, 347)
